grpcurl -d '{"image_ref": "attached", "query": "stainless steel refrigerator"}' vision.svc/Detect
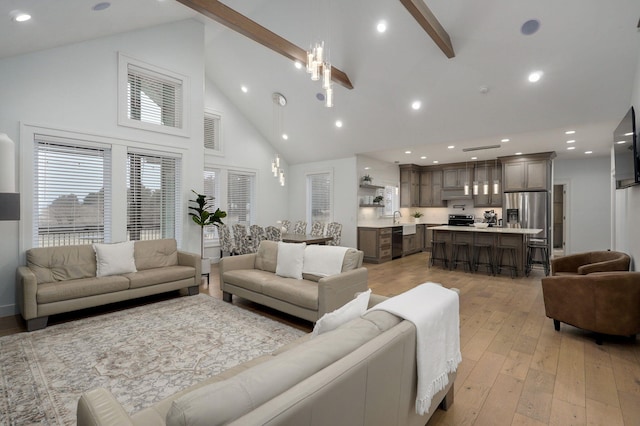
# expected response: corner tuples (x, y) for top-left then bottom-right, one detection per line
(503, 191), (550, 244)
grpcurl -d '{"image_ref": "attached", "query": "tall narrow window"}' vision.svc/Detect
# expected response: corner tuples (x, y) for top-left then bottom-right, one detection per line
(382, 185), (399, 217)
(127, 151), (181, 242)
(227, 171), (255, 225)
(203, 168), (221, 242)
(34, 136), (111, 247)
(204, 111), (222, 153)
(307, 172), (332, 224)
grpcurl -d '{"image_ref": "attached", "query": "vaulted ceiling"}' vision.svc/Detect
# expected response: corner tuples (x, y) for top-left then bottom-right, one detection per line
(2, 0), (640, 166)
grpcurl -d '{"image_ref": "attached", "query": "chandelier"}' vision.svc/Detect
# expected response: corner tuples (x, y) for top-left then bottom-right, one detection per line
(306, 42), (333, 107)
(271, 92), (287, 186)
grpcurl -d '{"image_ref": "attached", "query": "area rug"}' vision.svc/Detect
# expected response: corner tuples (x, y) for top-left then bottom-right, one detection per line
(0, 294), (306, 425)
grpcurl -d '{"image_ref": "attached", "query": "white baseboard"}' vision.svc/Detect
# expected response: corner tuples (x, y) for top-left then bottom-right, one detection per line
(0, 303), (18, 318)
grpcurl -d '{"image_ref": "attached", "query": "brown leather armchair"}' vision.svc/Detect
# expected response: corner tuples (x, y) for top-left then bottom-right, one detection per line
(550, 250), (630, 276)
(541, 271), (640, 344)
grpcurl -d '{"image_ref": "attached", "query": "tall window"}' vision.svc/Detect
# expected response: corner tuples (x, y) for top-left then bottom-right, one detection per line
(34, 136), (111, 247)
(382, 185), (400, 217)
(227, 171), (255, 225)
(307, 172), (332, 224)
(127, 151), (181, 241)
(204, 111), (222, 153)
(203, 168), (221, 242)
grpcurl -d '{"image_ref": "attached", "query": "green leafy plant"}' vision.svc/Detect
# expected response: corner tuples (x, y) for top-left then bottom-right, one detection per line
(373, 195), (384, 204)
(189, 190), (227, 259)
(412, 211), (424, 218)
(362, 174), (372, 183)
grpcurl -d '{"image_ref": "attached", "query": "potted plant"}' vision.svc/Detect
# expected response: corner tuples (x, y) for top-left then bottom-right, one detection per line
(412, 211), (424, 223)
(373, 195), (384, 205)
(362, 174), (372, 184)
(189, 190), (227, 281)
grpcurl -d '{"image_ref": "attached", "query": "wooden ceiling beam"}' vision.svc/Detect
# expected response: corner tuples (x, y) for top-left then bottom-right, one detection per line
(399, 0), (455, 58)
(177, 0), (354, 90)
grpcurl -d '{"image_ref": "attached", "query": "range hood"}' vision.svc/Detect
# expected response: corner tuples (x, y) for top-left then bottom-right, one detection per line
(440, 189), (472, 200)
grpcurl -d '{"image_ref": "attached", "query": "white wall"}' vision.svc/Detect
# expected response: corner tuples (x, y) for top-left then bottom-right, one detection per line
(554, 156), (612, 254)
(288, 157), (358, 248)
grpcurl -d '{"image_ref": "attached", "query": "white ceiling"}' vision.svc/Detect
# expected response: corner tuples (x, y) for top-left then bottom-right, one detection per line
(2, 0), (640, 167)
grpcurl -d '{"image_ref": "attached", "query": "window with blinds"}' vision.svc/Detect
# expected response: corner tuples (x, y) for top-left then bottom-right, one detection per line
(204, 112), (222, 152)
(382, 185), (399, 217)
(127, 151), (181, 242)
(307, 172), (332, 224)
(227, 171), (255, 225)
(203, 168), (221, 241)
(34, 136), (111, 247)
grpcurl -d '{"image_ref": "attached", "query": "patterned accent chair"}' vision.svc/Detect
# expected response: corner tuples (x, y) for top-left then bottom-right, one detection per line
(218, 224), (236, 257)
(293, 220), (307, 235)
(310, 221), (325, 237)
(232, 224), (252, 255)
(249, 225), (265, 253)
(264, 226), (282, 241)
(325, 222), (342, 246)
(280, 220), (291, 233)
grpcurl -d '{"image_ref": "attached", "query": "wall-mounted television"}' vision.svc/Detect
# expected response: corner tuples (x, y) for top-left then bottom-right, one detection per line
(613, 106), (640, 189)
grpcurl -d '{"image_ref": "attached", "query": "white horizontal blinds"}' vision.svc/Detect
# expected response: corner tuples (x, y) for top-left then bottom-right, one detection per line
(34, 136), (111, 247)
(127, 63), (183, 129)
(308, 172), (331, 224)
(203, 168), (221, 241)
(383, 185), (397, 216)
(227, 171), (255, 225)
(204, 113), (220, 151)
(127, 151), (181, 241)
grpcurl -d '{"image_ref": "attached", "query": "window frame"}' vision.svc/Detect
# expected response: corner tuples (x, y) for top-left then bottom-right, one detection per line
(306, 169), (333, 225)
(204, 108), (223, 156)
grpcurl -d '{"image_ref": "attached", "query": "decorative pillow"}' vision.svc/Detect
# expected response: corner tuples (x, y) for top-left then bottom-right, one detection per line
(275, 242), (306, 279)
(312, 289), (372, 336)
(93, 241), (137, 277)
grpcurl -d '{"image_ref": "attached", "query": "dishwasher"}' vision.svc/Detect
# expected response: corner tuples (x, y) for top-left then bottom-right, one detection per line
(392, 226), (403, 259)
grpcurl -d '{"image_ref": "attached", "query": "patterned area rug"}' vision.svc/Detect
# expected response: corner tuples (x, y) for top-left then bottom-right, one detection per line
(0, 294), (306, 425)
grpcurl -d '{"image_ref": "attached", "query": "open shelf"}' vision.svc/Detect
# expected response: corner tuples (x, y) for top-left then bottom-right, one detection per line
(360, 204), (385, 207)
(359, 183), (384, 190)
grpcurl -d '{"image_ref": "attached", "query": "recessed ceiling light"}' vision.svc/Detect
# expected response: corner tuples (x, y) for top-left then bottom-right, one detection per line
(624, 132), (634, 136)
(13, 12), (31, 22)
(501, 138), (510, 143)
(282, 133), (288, 140)
(411, 101), (421, 110)
(335, 120), (343, 128)
(521, 19), (540, 36)
(565, 130), (575, 135)
(566, 140), (575, 144)
(364, 167), (371, 170)
(405, 150), (412, 154)
(294, 61), (303, 69)
(433, 160), (439, 164)
(447, 145), (455, 149)
(471, 156), (477, 160)
(585, 151), (593, 154)
(376, 20), (387, 33)
(92, 2), (111, 11)
(515, 152), (523, 155)
(241, 85), (248, 93)
(616, 140), (627, 144)
(528, 71), (543, 83)
(567, 146), (575, 150)
(420, 156), (427, 160)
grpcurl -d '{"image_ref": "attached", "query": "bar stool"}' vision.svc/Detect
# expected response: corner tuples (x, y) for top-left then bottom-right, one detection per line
(430, 240), (448, 269)
(451, 242), (472, 272)
(473, 243), (494, 275)
(496, 245), (518, 278)
(526, 238), (550, 276)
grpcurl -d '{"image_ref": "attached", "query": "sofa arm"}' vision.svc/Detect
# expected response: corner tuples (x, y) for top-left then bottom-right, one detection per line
(578, 258), (630, 274)
(178, 251), (201, 278)
(219, 253), (257, 275)
(16, 266), (38, 320)
(541, 275), (596, 330)
(77, 388), (134, 426)
(317, 268), (369, 317)
(550, 253), (589, 275)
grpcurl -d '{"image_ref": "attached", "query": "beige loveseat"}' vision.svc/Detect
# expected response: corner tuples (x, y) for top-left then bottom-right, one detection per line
(77, 295), (456, 426)
(17, 239), (200, 331)
(220, 241), (368, 322)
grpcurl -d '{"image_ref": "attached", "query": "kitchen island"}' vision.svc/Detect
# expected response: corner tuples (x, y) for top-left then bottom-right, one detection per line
(429, 225), (543, 275)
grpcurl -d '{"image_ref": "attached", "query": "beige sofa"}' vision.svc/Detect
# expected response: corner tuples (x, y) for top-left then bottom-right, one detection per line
(77, 295), (456, 426)
(219, 241), (368, 322)
(17, 239), (201, 331)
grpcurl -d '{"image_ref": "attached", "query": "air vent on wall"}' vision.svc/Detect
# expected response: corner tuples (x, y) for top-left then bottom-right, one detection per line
(462, 145), (501, 152)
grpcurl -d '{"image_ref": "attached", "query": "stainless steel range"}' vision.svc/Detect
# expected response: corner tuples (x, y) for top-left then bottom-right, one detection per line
(448, 214), (474, 226)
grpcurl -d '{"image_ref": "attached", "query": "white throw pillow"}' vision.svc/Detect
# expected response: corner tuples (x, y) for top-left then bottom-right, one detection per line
(275, 242), (306, 279)
(312, 289), (372, 336)
(93, 241), (137, 277)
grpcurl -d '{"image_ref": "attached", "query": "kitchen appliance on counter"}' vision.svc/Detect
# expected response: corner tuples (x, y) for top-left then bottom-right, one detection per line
(483, 210), (498, 226)
(448, 214), (475, 226)
(503, 192), (550, 242)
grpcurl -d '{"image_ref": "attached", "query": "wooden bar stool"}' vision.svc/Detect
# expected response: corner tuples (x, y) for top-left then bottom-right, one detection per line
(496, 245), (518, 278)
(430, 240), (448, 269)
(473, 243), (494, 275)
(526, 239), (550, 276)
(451, 242), (472, 272)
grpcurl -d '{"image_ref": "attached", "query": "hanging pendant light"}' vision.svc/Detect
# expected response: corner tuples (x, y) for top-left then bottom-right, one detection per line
(493, 159), (500, 195)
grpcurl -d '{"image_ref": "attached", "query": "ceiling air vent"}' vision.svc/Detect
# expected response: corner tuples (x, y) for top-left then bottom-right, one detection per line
(462, 145), (501, 152)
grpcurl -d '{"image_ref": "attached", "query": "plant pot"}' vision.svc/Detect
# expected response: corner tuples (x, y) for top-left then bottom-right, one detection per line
(413, 217), (422, 223)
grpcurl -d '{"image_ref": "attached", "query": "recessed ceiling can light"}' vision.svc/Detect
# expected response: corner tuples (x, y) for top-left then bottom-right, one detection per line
(294, 61), (303, 69)
(565, 130), (575, 135)
(241, 85), (248, 93)
(616, 140), (627, 144)
(447, 145), (455, 149)
(335, 120), (343, 128)
(471, 156), (478, 160)
(624, 132), (634, 136)
(376, 20), (387, 33)
(501, 138), (510, 143)
(282, 133), (289, 140)
(567, 146), (575, 150)
(411, 101), (421, 110)
(433, 160), (439, 164)
(364, 167), (371, 170)
(521, 19), (540, 36)
(13, 12), (31, 22)
(585, 151), (593, 154)
(420, 156), (427, 160)
(528, 71), (543, 83)
(515, 152), (523, 155)
(92, 2), (111, 11)
(405, 150), (412, 154)
(566, 140), (575, 144)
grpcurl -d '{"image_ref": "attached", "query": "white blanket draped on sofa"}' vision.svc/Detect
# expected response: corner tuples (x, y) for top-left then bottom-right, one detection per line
(368, 282), (461, 415)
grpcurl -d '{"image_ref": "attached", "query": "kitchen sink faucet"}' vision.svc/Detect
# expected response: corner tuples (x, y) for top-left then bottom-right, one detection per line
(393, 211), (402, 224)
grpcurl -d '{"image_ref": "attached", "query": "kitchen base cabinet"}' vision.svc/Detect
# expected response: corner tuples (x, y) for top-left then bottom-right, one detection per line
(358, 227), (392, 264)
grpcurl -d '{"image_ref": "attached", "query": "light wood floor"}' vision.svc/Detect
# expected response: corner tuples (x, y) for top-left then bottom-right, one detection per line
(3, 252), (640, 425)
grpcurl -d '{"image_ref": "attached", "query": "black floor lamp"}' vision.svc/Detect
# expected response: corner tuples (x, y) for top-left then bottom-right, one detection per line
(0, 133), (20, 221)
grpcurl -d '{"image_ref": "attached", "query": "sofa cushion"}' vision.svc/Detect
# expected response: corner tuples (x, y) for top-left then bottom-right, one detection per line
(36, 276), (130, 304)
(27, 245), (97, 284)
(312, 289), (371, 336)
(222, 269), (276, 294)
(255, 241), (278, 273)
(261, 277), (319, 310)
(134, 239), (179, 271)
(125, 266), (195, 289)
(93, 241), (137, 277)
(275, 242), (306, 279)
(302, 248), (362, 282)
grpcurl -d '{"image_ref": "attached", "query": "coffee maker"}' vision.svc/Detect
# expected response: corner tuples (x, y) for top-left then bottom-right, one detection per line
(483, 210), (498, 226)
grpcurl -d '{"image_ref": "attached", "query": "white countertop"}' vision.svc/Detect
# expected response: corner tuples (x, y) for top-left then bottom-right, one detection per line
(357, 221), (444, 228)
(430, 225), (543, 235)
